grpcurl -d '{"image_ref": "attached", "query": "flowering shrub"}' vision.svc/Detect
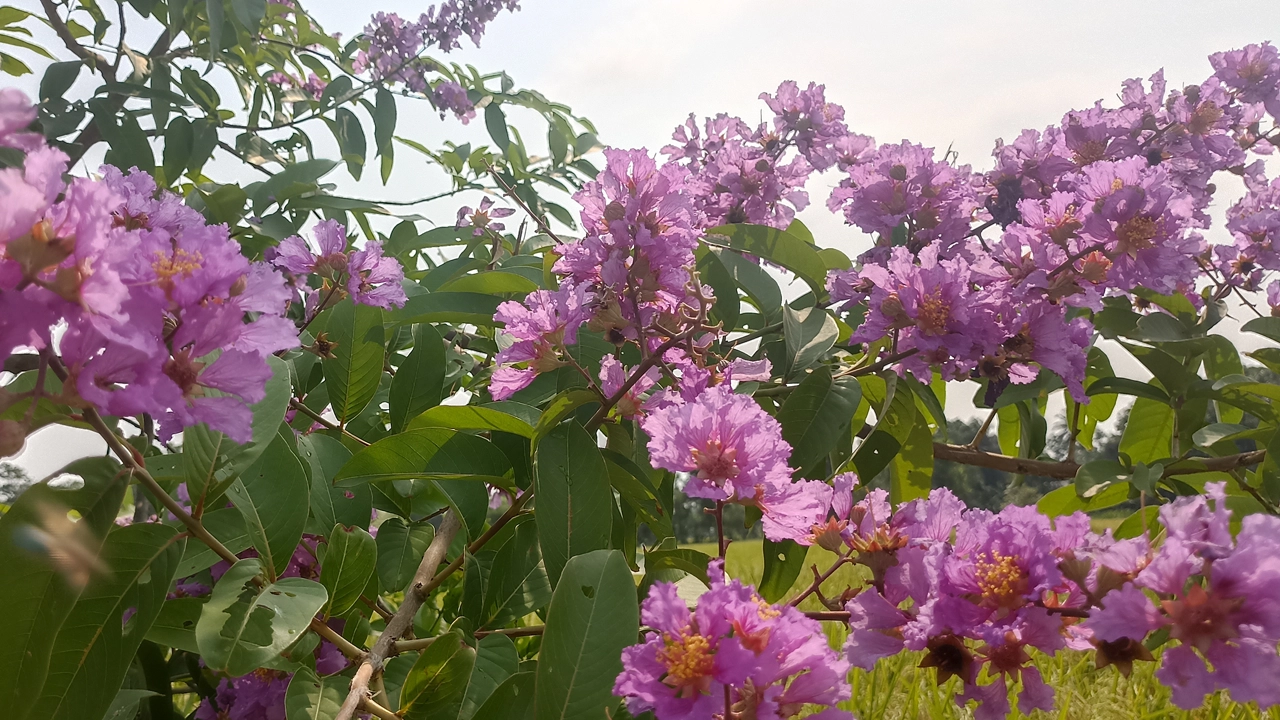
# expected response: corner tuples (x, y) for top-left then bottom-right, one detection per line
(1, 1), (1280, 719)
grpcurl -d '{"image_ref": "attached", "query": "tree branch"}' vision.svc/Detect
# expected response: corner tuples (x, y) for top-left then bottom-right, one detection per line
(40, 0), (111, 72)
(335, 512), (463, 720)
(934, 442), (1266, 481)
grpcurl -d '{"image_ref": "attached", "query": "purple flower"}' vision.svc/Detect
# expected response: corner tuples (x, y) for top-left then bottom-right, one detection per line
(557, 148), (702, 338)
(274, 220), (405, 309)
(0, 88), (42, 151)
(490, 284), (589, 399)
(431, 80), (475, 123)
(1086, 486), (1280, 709)
(615, 560), (851, 720)
(456, 197), (514, 236)
(828, 140), (980, 253)
(641, 383), (793, 502)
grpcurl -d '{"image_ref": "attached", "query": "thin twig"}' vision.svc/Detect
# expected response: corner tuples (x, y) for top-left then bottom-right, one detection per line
(968, 407), (999, 450)
(289, 399), (371, 447)
(485, 161), (564, 245)
(788, 555), (850, 607)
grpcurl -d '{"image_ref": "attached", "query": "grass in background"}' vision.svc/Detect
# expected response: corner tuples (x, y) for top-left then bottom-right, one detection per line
(685, 540), (1280, 719)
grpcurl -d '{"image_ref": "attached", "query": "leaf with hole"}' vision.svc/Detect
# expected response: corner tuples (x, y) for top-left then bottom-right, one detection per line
(534, 550), (637, 720)
(195, 558), (328, 677)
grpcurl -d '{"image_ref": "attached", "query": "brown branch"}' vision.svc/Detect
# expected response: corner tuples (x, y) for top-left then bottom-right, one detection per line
(335, 512), (463, 720)
(933, 443), (1080, 479)
(803, 611), (850, 622)
(935, 442), (1266, 482)
(40, 0), (111, 72)
(417, 490), (533, 597)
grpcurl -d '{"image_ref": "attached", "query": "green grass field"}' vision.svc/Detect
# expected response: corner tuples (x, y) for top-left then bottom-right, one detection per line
(683, 540), (1279, 719)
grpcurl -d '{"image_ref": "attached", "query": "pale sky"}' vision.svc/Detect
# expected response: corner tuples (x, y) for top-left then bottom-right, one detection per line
(7, 0), (1278, 476)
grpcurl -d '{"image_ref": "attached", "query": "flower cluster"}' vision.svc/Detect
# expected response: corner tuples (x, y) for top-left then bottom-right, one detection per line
(663, 82), (864, 229)
(1086, 485), (1280, 709)
(272, 218), (407, 311)
(353, 1), (517, 99)
(615, 560), (851, 720)
(621, 476), (1280, 720)
(488, 147), (710, 399)
(1, 92), (300, 444)
(827, 42), (1280, 396)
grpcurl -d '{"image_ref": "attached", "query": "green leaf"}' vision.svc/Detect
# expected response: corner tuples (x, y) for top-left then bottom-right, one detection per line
(535, 423), (613, 587)
(409, 405), (536, 438)
(32, 523), (182, 720)
(535, 550), (638, 720)
(708, 246), (782, 318)
(0, 457), (125, 720)
(438, 271), (539, 295)
(758, 539), (806, 603)
(1114, 506), (1160, 539)
(852, 374), (916, 482)
(375, 518), (435, 592)
(374, 87), (397, 157)
(226, 433), (310, 580)
(706, 223), (830, 299)
(890, 412), (934, 505)
(162, 116), (193, 183)
(297, 434), (368, 536)
(285, 666), (344, 720)
(464, 515), (551, 629)
(205, 0), (223, 58)
(1242, 316), (1280, 344)
(778, 366), (862, 478)
(1086, 376), (1170, 405)
(1119, 398), (1175, 465)
(401, 631), (476, 719)
(175, 508), (251, 577)
(460, 634), (521, 720)
(39, 61), (81, 102)
(323, 299), (386, 424)
(318, 524), (376, 617)
(253, 159), (339, 213)
(335, 428), (513, 487)
(472, 672), (535, 720)
(331, 107), (367, 180)
(195, 558), (328, 676)
(102, 689), (159, 720)
(1036, 481), (1130, 517)
(485, 103), (510, 152)
(390, 324), (446, 432)
(143, 597), (204, 653)
(532, 390), (600, 441)
(781, 305), (837, 376)
(1075, 460), (1130, 496)
(644, 546), (712, 586)
(393, 291), (503, 326)
(1119, 341), (1196, 399)
(229, 0), (265, 30)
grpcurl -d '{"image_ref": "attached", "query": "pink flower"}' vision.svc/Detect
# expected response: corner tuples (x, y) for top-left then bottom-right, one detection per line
(615, 560), (851, 720)
(641, 383), (793, 502)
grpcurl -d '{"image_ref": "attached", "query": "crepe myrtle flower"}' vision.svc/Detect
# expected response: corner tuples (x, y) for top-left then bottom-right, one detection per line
(490, 284), (589, 400)
(641, 383), (793, 503)
(1087, 485), (1280, 710)
(456, 197), (514, 236)
(615, 560), (851, 720)
(273, 219), (406, 309)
